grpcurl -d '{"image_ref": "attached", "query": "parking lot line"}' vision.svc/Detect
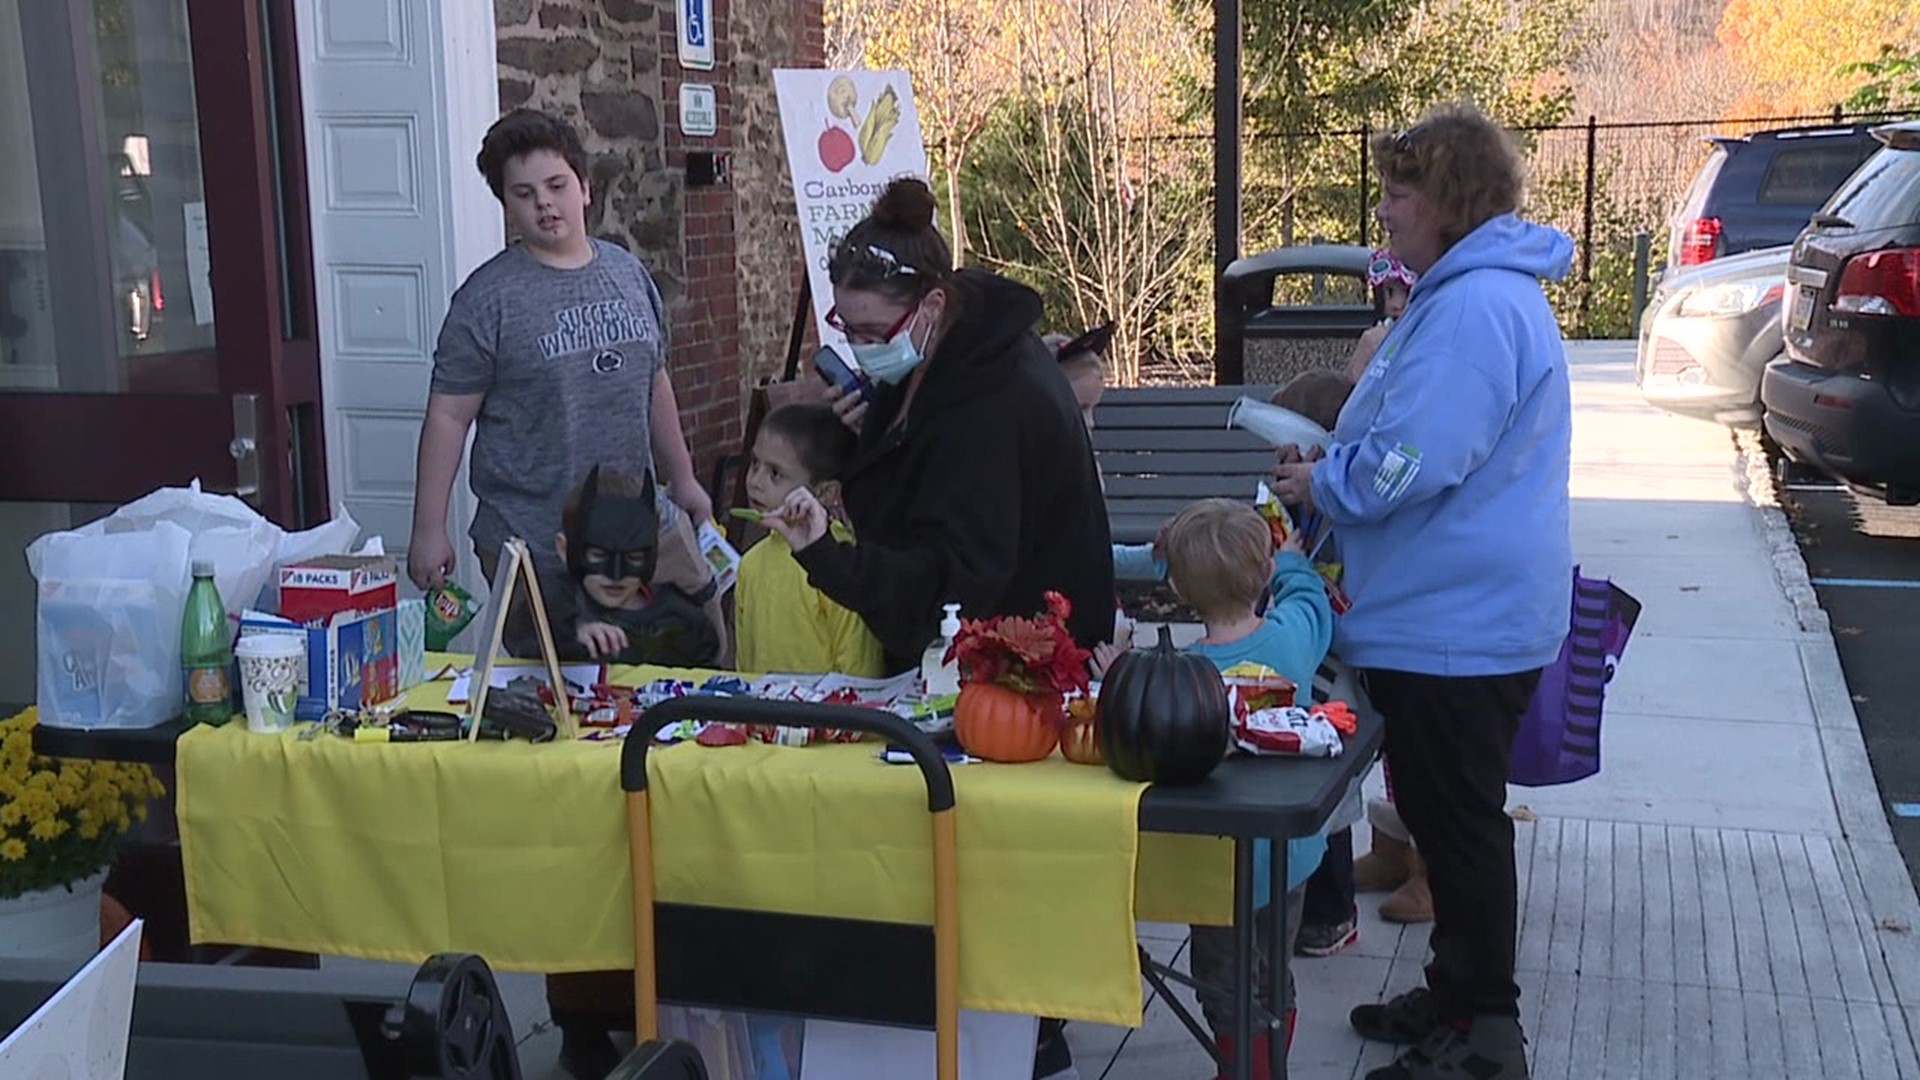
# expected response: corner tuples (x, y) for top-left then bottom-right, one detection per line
(1810, 578), (1920, 589)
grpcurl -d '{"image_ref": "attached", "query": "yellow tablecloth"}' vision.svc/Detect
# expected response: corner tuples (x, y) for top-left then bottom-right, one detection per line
(175, 660), (1232, 1026)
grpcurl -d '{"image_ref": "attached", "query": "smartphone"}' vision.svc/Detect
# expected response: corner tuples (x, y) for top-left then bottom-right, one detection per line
(812, 345), (873, 403)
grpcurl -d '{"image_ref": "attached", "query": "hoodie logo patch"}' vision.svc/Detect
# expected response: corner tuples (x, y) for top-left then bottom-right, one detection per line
(1373, 443), (1422, 501)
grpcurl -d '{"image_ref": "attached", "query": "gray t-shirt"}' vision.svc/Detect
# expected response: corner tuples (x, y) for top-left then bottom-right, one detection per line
(431, 239), (669, 573)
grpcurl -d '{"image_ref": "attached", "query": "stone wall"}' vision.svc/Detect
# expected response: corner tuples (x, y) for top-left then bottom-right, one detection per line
(494, 0), (822, 487)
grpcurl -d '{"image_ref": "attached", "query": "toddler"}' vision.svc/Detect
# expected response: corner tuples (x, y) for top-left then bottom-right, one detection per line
(1098, 498), (1335, 1076)
(1346, 248), (1416, 383)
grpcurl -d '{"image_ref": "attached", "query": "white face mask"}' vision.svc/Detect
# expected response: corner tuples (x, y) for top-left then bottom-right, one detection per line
(850, 305), (928, 385)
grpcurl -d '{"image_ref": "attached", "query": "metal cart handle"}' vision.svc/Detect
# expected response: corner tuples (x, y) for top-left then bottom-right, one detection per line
(619, 695), (956, 813)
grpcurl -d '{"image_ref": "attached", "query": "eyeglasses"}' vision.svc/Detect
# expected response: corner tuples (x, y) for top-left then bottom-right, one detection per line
(825, 302), (919, 344)
(839, 241), (921, 281)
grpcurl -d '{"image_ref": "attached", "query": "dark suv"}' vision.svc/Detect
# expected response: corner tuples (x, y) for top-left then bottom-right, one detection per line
(1761, 121), (1920, 501)
(1667, 124), (1883, 276)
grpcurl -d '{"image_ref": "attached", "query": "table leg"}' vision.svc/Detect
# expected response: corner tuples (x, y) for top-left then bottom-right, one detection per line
(1268, 838), (1291, 1080)
(1232, 837), (1255, 1080)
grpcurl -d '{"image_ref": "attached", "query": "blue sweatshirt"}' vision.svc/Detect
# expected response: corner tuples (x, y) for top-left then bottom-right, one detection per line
(1187, 551), (1335, 893)
(1310, 213), (1574, 676)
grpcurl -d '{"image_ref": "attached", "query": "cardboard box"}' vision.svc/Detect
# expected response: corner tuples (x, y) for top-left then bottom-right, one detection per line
(240, 606), (399, 720)
(396, 597), (426, 690)
(279, 555), (398, 626)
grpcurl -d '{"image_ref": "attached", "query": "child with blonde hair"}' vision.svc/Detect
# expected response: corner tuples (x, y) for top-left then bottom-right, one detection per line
(1098, 497), (1335, 1076)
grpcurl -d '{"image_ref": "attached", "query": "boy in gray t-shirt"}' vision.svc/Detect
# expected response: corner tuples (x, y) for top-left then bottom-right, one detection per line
(408, 109), (711, 595)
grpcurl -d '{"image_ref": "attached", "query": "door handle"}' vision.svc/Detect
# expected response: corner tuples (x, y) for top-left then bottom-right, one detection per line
(222, 393), (262, 506)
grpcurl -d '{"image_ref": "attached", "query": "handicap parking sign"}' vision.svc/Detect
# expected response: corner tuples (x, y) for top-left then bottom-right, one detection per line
(678, 0), (715, 70)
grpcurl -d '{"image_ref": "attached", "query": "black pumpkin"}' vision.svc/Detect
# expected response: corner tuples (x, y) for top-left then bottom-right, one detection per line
(1097, 625), (1232, 784)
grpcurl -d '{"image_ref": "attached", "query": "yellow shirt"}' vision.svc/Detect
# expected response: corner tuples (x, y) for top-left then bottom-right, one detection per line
(734, 525), (887, 677)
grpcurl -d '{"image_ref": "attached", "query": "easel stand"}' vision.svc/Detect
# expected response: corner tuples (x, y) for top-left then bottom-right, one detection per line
(468, 538), (574, 740)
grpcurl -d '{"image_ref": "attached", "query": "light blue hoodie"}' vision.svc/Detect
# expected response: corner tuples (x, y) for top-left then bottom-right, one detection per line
(1310, 213), (1574, 676)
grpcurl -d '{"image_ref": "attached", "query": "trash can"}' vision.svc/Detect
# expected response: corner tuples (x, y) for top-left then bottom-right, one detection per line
(1217, 244), (1376, 385)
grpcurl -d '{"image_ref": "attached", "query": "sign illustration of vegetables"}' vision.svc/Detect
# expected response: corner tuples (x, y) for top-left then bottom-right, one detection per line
(816, 76), (902, 173)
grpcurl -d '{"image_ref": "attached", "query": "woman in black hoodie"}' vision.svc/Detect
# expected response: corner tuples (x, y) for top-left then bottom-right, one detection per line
(764, 179), (1115, 674)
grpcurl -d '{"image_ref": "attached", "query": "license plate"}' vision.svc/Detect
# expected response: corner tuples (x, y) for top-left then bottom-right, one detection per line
(1790, 285), (1817, 333)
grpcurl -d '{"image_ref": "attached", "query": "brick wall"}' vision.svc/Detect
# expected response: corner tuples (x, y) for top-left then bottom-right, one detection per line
(495, 0), (823, 492)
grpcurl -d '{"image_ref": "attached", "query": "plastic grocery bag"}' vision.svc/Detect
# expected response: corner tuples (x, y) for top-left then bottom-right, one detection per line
(97, 481), (284, 628)
(26, 520), (193, 729)
(1226, 396), (1332, 454)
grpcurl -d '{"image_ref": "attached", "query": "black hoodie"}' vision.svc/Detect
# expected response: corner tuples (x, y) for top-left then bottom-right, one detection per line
(793, 270), (1115, 669)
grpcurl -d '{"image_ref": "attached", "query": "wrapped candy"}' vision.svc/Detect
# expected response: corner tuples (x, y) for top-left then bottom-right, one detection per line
(1253, 481), (1295, 550)
(1219, 661), (1296, 721)
(1234, 706), (1344, 758)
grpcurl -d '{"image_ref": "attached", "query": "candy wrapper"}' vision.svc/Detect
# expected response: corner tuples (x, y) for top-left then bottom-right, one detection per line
(1315, 561), (1352, 615)
(1235, 706), (1344, 757)
(424, 580), (480, 651)
(1253, 481), (1295, 550)
(1219, 661), (1296, 721)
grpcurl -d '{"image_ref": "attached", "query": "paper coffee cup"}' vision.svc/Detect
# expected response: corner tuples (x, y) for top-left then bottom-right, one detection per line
(235, 634), (304, 734)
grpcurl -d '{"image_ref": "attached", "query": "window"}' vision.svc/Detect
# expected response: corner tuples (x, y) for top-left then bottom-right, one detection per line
(0, 0), (216, 394)
(1826, 149), (1920, 230)
(1757, 142), (1877, 206)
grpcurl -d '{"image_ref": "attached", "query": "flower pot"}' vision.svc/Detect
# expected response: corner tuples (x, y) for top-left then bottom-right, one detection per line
(0, 869), (108, 964)
(1060, 720), (1104, 765)
(955, 682), (1058, 763)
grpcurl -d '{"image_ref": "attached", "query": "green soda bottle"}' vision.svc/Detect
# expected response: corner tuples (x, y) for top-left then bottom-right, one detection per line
(181, 560), (234, 725)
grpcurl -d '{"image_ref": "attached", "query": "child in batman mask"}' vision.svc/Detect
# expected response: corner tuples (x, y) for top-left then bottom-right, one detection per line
(554, 465), (722, 666)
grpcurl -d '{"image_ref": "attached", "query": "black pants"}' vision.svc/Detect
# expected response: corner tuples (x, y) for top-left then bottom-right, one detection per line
(1302, 827), (1356, 927)
(1362, 667), (1540, 1022)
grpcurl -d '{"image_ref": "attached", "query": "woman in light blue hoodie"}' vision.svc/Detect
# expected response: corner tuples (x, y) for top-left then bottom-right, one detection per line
(1272, 103), (1573, 1080)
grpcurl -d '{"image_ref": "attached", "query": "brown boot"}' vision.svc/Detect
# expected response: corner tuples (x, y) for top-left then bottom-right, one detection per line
(1379, 848), (1434, 923)
(1354, 831), (1411, 893)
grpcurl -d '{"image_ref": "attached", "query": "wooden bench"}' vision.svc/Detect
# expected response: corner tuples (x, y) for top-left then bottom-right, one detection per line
(1093, 384), (1280, 545)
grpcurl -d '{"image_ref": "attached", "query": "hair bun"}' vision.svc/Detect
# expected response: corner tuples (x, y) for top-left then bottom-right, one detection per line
(870, 178), (938, 233)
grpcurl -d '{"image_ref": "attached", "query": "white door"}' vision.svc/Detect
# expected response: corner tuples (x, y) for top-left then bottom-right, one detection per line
(294, 0), (498, 597)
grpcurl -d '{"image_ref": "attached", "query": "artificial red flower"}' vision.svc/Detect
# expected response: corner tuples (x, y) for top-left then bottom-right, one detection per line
(947, 594), (1092, 715)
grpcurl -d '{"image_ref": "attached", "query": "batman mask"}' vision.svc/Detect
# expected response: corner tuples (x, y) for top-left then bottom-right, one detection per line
(567, 465), (659, 586)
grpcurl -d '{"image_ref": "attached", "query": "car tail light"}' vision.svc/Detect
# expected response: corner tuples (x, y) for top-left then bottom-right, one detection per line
(1677, 217), (1722, 267)
(1834, 248), (1920, 317)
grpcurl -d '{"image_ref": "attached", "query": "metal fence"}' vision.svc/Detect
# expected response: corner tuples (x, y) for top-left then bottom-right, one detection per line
(1234, 108), (1917, 337)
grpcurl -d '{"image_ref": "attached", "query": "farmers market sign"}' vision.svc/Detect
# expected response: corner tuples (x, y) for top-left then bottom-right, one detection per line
(773, 69), (929, 361)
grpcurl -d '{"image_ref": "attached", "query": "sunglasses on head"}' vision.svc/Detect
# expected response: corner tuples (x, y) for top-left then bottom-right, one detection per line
(1392, 123), (1426, 154)
(839, 242), (921, 281)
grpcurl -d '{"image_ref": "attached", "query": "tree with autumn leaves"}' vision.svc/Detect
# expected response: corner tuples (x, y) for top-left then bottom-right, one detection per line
(1716, 0), (1920, 116)
(829, 0), (1591, 377)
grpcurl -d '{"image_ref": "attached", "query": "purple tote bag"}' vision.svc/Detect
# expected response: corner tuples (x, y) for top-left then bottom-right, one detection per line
(1510, 567), (1641, 787)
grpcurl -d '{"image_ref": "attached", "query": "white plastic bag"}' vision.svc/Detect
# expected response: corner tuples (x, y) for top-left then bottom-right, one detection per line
(98, 481), (284, 627)
(27, 521), (193, 729)
(1226, 396), (1332, 453)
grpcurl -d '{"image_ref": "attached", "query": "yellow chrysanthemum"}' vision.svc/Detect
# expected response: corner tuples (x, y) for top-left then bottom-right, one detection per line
(0, 838), (25, 861)
(0, 802), (23, 827)
(29, 817), (66, 841)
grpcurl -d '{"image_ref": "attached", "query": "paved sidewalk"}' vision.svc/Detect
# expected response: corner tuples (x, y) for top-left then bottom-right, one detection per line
(1067, 340), (1920, 1079)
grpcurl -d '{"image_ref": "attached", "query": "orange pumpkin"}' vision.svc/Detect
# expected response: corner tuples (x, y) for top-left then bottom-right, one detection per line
(1059, 720), (1103, 765)
(954, 681), (1058, 763)
(1059, 695), (1103, 764)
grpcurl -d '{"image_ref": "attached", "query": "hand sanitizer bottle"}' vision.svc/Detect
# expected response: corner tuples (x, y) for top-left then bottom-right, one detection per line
(921, 602), (963, 698)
